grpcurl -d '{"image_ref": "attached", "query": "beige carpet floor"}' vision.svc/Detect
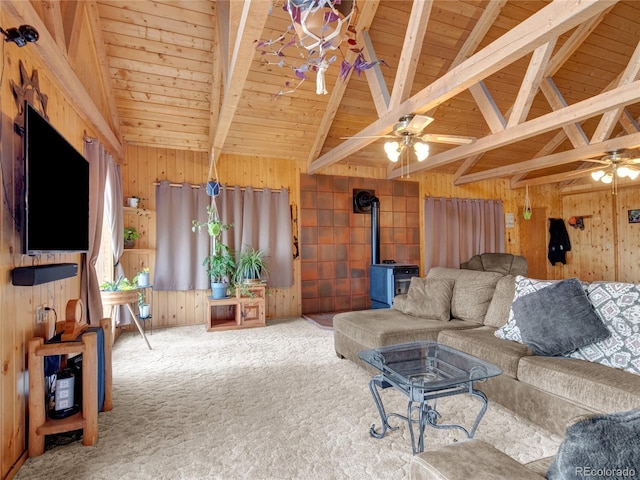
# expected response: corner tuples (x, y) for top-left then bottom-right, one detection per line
(16, 318), (562, 480)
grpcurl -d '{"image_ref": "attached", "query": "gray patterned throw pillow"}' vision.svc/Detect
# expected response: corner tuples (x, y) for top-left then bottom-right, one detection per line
(568, 282), (640, 375)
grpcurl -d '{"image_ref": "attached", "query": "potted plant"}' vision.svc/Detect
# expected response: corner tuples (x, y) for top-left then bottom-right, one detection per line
(127, 196), (141, 208)
(203, 243), (236, 299)
(124, 227), (139, 249)
(100, 275), (134, 291)
(133, 267), (150, 287)
(192, 205), (235, 299)
(235, 246), (269, 284)
(137, 291), (150, 319)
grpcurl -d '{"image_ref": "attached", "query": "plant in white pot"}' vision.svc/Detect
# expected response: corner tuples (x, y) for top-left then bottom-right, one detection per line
(192, 205), (235, 299)
(137, 291), (150, 319)
(235, 246), (269, 284)
(133, 267), (150, 287)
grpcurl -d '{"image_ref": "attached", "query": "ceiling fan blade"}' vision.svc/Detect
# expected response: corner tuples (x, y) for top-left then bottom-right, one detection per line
(584, 158), (610, 165)
(406, 115), (434, 134)
(420, 134), (476, 145)
(339, 135), (395, 140)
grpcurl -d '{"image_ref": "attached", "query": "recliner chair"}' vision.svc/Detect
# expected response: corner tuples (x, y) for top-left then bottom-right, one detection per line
(460, 253), (528, 276)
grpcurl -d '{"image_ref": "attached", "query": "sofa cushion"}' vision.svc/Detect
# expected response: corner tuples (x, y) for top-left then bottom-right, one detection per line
(333, 309), (477, 348)
(396, 277), (454, 321)
(568, 281), (640, 375)
(483, 275), (516, 328)
(517, 356), (640, 414)
(495, 276), (556, 342)
(513, 278), (610, 356)
(438, 326), (531, 378)
(547, 408), (640, 480)
(426, 268), (503, 324)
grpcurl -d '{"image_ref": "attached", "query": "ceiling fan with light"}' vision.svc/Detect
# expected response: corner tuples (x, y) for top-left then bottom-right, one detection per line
(341, 114), (476, 163)
(587, 149), (640, 192)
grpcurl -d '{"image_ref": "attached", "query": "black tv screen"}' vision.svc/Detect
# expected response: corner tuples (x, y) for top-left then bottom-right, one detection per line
(23, 102), (90, 255)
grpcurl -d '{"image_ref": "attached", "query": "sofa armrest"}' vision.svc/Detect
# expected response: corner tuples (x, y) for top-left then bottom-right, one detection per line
(410, 440), (544, 480)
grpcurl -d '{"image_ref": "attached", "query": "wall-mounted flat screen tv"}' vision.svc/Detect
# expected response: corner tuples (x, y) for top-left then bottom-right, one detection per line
(23, 101), (90, 255)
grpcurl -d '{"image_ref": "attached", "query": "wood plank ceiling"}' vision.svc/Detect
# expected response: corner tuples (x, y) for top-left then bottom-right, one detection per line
(7, 0), (640, 189)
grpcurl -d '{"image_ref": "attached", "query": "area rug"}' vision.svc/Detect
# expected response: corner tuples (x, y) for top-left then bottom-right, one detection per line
(15, 318), (562, 480)
(302, 311), (339, 330)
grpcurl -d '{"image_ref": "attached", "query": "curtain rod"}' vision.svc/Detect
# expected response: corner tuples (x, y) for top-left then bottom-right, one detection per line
(152, 182), (288, 193)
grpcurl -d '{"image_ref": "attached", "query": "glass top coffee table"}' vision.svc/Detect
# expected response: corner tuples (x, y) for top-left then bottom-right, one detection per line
(358, 341), (502, 454)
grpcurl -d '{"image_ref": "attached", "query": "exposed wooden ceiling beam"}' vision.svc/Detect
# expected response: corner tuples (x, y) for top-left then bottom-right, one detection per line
(208, 1), (222, 154)
(360, 30), (390, 117)
(40, 0), (66, 54)
(85, 1), (121, 140)
(456, 130), (640, 186)
(308, 0), (618, 175)
(306, 1), (381, 165)
(388, 0), (433, 110)
(3, 0), (123, 158)
(211, 0), (272, 163)
(591, 39), (640, 144)
(507, 40), (556, 128)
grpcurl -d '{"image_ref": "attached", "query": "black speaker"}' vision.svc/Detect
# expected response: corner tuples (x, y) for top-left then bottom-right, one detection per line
(12, 263), (78, 286)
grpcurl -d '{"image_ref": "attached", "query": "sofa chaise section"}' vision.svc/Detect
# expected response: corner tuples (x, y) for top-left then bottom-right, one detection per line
(334, 268), (504, 372)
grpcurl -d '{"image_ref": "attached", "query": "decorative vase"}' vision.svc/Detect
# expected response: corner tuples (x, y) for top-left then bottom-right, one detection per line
(127, 197), (140, 208)
(211, 281), (228, 299)
(124, 239), (135, 249)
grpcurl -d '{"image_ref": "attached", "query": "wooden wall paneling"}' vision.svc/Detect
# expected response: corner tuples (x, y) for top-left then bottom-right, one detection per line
(519, 206), (548, 280)
(615, 187), (640, 283)
(0, 39), (94, 477)
(561, 190), (616, 282)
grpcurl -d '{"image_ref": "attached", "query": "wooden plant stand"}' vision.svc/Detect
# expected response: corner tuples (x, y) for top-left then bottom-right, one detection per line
(207, 283), (266, 331)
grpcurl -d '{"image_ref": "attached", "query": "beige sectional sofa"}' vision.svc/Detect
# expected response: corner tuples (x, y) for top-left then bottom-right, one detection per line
(333, 267), (640, 478)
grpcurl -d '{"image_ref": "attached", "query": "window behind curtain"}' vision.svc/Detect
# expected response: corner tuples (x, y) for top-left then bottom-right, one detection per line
(424, 196), (505, 272)
(154, 183), (294, 290)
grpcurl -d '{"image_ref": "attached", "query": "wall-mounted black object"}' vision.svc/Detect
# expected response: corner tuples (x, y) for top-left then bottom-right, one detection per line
(23, 101), (90, 255)
(0, 25), (39, 47)
(12, 263), (78, 286)
(353, 189), (376, 213)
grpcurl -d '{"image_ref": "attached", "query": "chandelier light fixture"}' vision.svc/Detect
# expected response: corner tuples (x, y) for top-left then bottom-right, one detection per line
(590, 150), (640, 194)
(384, 136), (430, 163)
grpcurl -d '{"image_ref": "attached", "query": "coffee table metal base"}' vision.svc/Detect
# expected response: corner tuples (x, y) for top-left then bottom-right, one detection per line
(368, 375), (489, 454)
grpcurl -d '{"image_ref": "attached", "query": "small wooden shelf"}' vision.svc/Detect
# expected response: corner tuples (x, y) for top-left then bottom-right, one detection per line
(122, 248), (154, 254)
(206, 284), (266, 332)
(28, 318), (112, 457)
(123, 206), (155, 215)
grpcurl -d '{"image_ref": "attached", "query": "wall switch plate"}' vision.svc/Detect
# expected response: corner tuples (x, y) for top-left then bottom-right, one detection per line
(505, 212), (515, 228)
(36, 306), (46, 324)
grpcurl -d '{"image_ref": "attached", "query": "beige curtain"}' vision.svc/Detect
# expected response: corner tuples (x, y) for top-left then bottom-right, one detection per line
(154, 183), (294, 290)
(218, 186), (294, 288)
(424, 196), (505, 273)
(154, 181), (210, 290)
(81, 139), (111, 324)
(104, 156), (126, 324)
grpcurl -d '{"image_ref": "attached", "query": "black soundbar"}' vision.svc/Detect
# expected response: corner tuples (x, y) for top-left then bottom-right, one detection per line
(12, 263), (78, 286)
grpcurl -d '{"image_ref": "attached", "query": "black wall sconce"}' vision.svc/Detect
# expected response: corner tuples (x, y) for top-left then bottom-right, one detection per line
(1, 25), (39, 47)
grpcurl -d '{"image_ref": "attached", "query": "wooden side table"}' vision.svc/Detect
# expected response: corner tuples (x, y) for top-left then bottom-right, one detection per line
(28, 318), (113, 457)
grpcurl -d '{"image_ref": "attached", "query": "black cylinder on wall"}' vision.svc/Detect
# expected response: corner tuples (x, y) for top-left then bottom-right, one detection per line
(371, 197), (380, 265)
